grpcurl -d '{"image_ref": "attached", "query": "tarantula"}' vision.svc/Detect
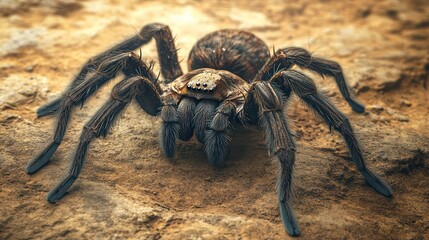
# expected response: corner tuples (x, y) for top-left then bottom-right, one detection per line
(26, 23), (392, 236)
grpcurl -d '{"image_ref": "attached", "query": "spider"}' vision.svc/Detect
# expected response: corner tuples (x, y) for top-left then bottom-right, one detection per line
(26, 23), (393, 236)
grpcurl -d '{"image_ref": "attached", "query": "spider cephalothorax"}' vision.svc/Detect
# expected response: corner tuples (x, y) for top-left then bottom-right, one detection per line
(26, 23), (392, 236)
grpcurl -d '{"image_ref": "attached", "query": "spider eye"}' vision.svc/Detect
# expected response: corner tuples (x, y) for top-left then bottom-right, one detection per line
(203, 83), (207, 87)
(196, 82), (201, 86)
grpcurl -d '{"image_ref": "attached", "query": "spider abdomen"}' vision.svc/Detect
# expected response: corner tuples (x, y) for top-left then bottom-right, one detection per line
(188, 30), (270, 82)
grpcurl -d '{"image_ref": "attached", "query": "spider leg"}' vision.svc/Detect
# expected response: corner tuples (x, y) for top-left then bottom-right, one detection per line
(256, 47), (365, 113)
(47, 76), (161, 202)
(37, 23), (182, 117)
(26, 53), (155, 174)
(177, 97), (198, 141)
(160, 95), (180, 158)
(273, 70), (393, 197)
(204, 101), (236, 167)
(247, 82), (300, 236)
(142, 23), (183, 82)
(193, 100), (219, 143)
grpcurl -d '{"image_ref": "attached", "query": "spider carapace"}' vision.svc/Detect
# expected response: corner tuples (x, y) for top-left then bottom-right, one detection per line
(26, 23), (392, 236)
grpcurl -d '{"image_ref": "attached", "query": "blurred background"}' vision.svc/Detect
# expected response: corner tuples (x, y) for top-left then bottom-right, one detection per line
(0, 0), (428, 239)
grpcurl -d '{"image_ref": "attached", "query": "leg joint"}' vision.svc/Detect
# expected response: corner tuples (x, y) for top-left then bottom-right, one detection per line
(139, 23), (168, 40)
(111, 76), (142, 103)
(281, 70), (318, 98)
(277, 47), (312, 66)
(160, 105), (178, 123)
(253, 82), (284, 112)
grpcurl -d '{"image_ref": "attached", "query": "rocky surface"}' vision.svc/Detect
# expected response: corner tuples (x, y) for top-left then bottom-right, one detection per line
(0, 0), (428, 239)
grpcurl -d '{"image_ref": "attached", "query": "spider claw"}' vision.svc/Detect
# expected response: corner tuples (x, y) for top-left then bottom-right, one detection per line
(347, 98), (365, 113)
(26, 142), (60, 174)
(361, 168), (393, 197)
(279, 201), (300, 236)
(47, 176), (76, 203)
(37, 99), (62, 117)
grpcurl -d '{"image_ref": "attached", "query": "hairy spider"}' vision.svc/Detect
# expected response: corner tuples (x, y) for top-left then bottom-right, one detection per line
(26, 23), (392, 236)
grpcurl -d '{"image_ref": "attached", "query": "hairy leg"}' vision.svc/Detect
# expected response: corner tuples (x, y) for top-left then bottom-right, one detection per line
(256, 47), (364, 113)
(177, 97), (197, 141)
(275, 70), (392, 197)
(37, 37), (146, 117)
(160, 94), (180, 158)
(38, 23), (182, 117)
(47, 76), (162, 202)
(248, 82), (300, 236)
(142, 23), (183, 82)
(26, 54), (158, 174)
(193, 100), (219, 143)
(204, 101), (236, 167)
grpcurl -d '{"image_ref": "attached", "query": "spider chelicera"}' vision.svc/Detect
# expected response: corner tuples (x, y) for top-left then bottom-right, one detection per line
(26, 23), (393, 236)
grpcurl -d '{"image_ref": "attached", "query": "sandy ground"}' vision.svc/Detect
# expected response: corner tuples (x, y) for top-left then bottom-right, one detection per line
(0, 0), (428, 239)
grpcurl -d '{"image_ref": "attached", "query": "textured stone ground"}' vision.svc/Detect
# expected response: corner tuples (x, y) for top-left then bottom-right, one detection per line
(0, 0), (428, 239)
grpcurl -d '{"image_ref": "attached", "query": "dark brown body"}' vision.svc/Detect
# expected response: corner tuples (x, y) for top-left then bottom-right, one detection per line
(188, 30), (270, 82)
